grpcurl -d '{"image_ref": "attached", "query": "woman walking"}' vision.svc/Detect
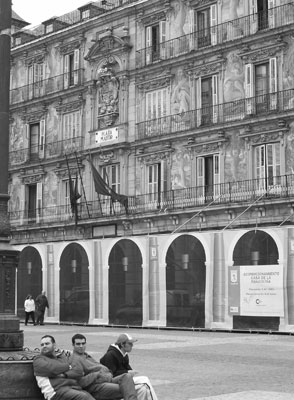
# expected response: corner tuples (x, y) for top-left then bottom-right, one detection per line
(24, 294), (36, 325)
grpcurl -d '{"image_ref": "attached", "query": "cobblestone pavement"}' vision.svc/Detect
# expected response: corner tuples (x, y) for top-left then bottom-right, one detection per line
(22, 323), (294, 400)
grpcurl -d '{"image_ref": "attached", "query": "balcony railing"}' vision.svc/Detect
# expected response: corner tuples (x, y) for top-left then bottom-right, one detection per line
(9, 136), (83, 167)
(10, 69), (84, 105)
(9, 173), (294, 226)
(136, 3), (294, 67)
(136, 88), (294, 140)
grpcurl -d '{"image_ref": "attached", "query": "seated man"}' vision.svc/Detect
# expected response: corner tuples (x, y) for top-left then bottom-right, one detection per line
(69, 333), (138, 400)
(33, 334), (95, 400)
(100, 333), (158, 400)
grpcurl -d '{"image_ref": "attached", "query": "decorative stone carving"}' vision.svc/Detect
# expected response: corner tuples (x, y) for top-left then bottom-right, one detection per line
(137, 148), (174, 164)
(189, 60), (225, 78)
(85, 32), (131, 63)
(99, 151), (115, 163)
(240, 125), (288, 149)
(137, 71), (172, 91)
(21, 106), (47, 123)
(59, 37), (83, 55)
(97, 67), (119, 128)
(56, 98), (84, 114)
(187, 137), (227, 157)
(240, 41), (287, 63)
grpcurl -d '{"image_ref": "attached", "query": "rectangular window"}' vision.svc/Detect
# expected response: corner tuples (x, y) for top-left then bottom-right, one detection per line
(195, 4), (217, 48)
(63, 178), (79, 215)
(81, 9), (90, 20)
(245, 58), (277, 115)
(28, 62), (44, 99)
(64, 49), (80, 88)
(101, 164), (120, 194)
(145, 21), (166, 64)
(45, 24), (54, 34)
(146, 88), (167, 120)
(26, 182), (42, 223)
(255, 143), (280, 190)
(28, 119), (46, 160)
(63, 111), (81, 140)
(196, 154), (220, 200)
(196, 75), (218, 126)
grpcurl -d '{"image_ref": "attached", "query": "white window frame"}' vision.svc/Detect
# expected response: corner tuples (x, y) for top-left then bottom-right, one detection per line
(145, 20), (166, 64)
(64, 49), (80, 88)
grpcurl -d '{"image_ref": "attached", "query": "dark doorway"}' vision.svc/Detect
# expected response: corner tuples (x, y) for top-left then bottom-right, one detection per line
(17, 246), (42, 320)
(166, 235), (206, 328)
(109, 239), (142, 326)
(59, 243), (89, 323)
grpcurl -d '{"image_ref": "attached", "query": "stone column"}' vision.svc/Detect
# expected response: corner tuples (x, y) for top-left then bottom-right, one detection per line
(148, 236), (160, 321)
(213, 232), (226, 322)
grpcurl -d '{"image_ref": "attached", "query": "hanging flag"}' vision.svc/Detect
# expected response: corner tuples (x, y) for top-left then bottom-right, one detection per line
(66, 153), (81, 225)
(88, 158), (128, 211)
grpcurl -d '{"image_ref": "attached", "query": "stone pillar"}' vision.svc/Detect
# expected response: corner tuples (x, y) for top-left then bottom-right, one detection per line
(287, 228), (294, 325)
(148, 236), (160, 321)
(94, 240), (103, 319)
(213, 232), (226, 322)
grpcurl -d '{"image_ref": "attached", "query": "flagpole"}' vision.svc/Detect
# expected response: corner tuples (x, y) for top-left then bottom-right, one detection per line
(88, 151), (103, 216)
(65, 153), (78, 225)
(74, 151), (90, 218)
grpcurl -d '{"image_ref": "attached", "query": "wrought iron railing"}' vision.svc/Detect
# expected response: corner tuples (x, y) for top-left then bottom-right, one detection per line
(8, 173), (294, 226)
(9, 136), (83, 167)
(10, 69), (84, 105)
(136, 3), (294, 67)
(136, 88), (294, 140)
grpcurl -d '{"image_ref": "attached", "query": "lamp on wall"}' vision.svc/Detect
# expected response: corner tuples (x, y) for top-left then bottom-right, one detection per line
(122, 257), (128, 272)
(182, 254), (189, 270)
(71, 259), (77, 274)
(251, 251), (259, 266)
(27, 262), (32, 275)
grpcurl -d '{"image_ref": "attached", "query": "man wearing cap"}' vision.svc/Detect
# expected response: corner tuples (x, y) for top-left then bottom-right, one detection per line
(100, 333), (158, 400)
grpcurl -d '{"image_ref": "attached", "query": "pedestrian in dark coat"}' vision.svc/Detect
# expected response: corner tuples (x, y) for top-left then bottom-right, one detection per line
(35, 290), (49, 325)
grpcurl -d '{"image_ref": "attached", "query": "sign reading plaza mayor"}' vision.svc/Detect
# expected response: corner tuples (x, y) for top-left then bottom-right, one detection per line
(95, 127), (118, 144)
(228, 265), (284, 317)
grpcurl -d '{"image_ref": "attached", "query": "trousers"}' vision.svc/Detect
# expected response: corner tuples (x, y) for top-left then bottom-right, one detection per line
(87, 373), (136, 400)
(53, 386), (95, 400)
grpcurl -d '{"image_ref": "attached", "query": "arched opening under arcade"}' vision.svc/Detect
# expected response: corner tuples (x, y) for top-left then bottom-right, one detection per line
(108, 239), (143, 326)
(165, 234), (206, 328)
(59, 243), (89, 323)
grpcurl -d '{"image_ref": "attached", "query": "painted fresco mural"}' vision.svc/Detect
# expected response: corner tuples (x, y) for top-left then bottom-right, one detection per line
(224, 130), (248, 183)
(170, 0), (190, 39)
(43, 171), (58, 209)
(171, 68), (191, 115)
(171, 148), (191, 190)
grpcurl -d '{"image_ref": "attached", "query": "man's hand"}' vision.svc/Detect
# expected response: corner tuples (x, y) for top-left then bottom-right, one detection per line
(128, 370), (138, 377)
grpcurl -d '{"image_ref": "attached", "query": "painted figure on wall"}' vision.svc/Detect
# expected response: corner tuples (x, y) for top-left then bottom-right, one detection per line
(171, 0), (190, 38)
(283, 40), (294, 110)
(171, 68), (191, 115)
(222, 0), (244, 41)
(171, 149), (191, 189)
(224, 52), (244, 103)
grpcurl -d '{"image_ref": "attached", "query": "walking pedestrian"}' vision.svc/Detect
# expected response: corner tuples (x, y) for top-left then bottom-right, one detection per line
(24, 294), (36, 325)
(35, 290), (49, 325)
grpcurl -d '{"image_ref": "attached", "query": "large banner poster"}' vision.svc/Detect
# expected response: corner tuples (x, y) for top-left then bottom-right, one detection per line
(229, 265), (284, 317)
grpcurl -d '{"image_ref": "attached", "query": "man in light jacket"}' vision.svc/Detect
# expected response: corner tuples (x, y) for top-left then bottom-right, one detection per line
(33, 334), (95, 400)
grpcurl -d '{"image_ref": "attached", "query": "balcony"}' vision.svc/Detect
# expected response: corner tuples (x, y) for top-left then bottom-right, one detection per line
(136, 3), (294, 68)
(10, 69), (84, 105)
(9, 136), (84, 167)
(136, 88), (294, 140)
(9, 173), (294, 227)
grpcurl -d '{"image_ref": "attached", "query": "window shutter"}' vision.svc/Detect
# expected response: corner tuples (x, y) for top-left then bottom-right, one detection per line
(39, 119), (46, 158)
(256, 145), (266, 190)
(210, 5), (217, 45)
(250, 0), (258, 34)
(64, 54), (69, 88)
(146, 92), (152, 120)
(20, 185), (25, 224)
(73, 49), (80, 85)
(189, 9), (196, 50)
(28, 64), (33, 99)
(146, 26), (152, 65)
(36, 182), (43, 223)
(269, 57), (277, 110)
(197, 157), (205, 198)
(268, 0), (276, 28)
(245, 64), (254, 114)
(24, 124), (29, 162)
(212, 74), (218, 123)
(213, 154), (220, 197)
(196, 77), (202, 127)
(159, 21), (166, 60)
(266, 143), (280, 184)
(160, 160), (168, 208)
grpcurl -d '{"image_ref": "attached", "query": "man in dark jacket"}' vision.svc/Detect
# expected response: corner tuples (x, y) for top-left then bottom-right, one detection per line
(33, 335), (95, 400)
(100, 333), (158, 400)
(35, 290), (49, 325)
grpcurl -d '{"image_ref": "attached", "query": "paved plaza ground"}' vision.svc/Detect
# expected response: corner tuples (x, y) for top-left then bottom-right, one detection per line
(22, 323), (294, 400)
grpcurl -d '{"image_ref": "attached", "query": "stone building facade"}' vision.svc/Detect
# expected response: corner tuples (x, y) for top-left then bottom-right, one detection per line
(9, 0), (294, 331)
